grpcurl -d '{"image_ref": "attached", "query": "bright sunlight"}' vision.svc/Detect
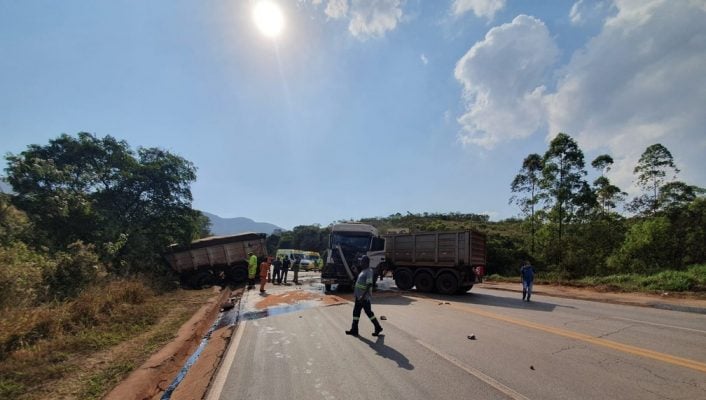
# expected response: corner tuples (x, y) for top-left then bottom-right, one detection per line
(253, 1), (284, 38)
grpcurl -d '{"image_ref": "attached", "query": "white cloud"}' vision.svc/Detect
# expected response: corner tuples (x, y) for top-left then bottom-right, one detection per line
(569, 0), (616, 25)
(454, 15), (559, 148)
(321, 0), (404, 39)
(420, 53), (428, 65)
(324, 0), (348, 19)
(348, 0), (404, 39)
(546, 0), (706, 193)
(452, 0), (506, 20)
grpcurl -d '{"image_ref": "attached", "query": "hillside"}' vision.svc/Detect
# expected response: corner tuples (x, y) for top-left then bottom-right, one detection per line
(202, 212), (281, 235)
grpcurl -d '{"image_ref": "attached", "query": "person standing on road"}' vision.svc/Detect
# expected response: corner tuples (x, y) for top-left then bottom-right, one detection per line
(281, 255), (291, 284)
(521, 260), (535, 302)
(272, 257), (282, 285)
(260, 257), (271, 293)
(292, 256), (301, 285)
(345, 255), (383, 337)
(247, 252), (258, 290)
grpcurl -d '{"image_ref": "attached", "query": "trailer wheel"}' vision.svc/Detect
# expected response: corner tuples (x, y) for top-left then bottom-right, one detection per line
(394, 268), (414, 291)
(456, 285), (473, 294)
(227, 265), (248, 283)
(414, 271), (435, 292)
(190, 271), (214, 289)
(324, 284), (332, 292)
(436, 272), (459, 295)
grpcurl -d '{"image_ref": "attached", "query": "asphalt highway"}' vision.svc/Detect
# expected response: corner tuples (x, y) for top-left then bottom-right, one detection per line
(207, 272), (706, 400)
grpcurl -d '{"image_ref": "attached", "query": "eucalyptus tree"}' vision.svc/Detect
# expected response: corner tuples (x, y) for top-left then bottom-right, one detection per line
(510, 153), (543, 252)
(541, 133), (589, 240)
(591, 154), (625, 214)
(630, 143), (680, 215)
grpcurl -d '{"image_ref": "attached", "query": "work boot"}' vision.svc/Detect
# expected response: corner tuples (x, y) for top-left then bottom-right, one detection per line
(372, 320), (383, 337)
(522, 289), (527, 301)
(346, 321), (359, 336)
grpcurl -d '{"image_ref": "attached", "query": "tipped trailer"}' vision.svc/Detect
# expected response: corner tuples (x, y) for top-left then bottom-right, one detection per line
(165, 233), (268, 289)
(384, 230), (486, 294)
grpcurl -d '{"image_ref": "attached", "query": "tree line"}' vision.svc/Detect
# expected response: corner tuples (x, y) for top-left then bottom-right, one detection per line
(509, 133), (705, 277)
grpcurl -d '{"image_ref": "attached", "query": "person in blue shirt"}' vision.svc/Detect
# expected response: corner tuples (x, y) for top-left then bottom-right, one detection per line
(345, 255), (383, 337)
(520, 260), (535, 302)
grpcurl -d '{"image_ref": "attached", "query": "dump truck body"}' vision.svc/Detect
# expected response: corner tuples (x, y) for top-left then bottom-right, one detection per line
(384, 230), (487, 294)
(165, 233), (268, 288)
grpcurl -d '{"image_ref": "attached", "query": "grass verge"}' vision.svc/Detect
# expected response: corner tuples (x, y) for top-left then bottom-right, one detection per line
(0, 279), (217, 400)
(485, 264), (706, 293)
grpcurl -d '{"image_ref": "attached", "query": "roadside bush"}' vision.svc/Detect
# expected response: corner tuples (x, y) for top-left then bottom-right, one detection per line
(640, 270), (696, 292)
(43, 241), (103, 301)
(0, 242), (50, 309)
(607, 217), (676, 274)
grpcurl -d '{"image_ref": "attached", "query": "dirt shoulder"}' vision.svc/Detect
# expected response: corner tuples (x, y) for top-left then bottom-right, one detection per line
(479, 281), (706, 314)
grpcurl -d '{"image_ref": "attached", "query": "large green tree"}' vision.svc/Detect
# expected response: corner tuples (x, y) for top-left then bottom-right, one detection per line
(590, 154), (625, 214)
(510, 153), (543, 252)
(630, 143), (680, 215)
(5, 132), (208, 273)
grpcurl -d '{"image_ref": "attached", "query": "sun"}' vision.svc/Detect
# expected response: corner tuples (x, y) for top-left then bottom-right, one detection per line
(253, 1), (285, 38)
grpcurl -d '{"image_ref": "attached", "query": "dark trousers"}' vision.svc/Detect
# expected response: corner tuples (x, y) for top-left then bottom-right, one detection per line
(273, 268), (281, 283)
(353, 298), (375, 320)
(281, 268), (289, 283)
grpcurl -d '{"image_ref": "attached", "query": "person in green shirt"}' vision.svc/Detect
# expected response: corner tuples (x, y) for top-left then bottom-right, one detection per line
(247, 252), (258, 290)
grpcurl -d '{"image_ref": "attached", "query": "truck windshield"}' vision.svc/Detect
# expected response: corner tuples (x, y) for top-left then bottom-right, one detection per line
(330, 233), (371, 253)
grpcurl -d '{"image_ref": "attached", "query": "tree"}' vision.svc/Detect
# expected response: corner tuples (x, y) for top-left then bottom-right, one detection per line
(591, 154), (625, 214)
(510, 153), (543, 252)
(5, 133), (208, 273)
(631, 144), (680, 215)
(541, 133), (588, 240)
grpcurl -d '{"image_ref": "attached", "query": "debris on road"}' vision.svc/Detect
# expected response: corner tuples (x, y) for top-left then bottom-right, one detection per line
(467, 334), (476, 340)
(380, 316), (387, 320)
(530, 365), (535, 370)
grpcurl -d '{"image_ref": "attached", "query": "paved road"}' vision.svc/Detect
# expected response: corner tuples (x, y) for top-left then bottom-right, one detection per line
(208, 273), (706, 400)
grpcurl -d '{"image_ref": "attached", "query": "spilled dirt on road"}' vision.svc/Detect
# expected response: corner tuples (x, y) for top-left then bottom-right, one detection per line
(255, 290), (347, 309)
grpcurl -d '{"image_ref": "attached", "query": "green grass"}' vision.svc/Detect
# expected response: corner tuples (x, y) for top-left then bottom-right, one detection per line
(486, 264), (706, 293)
(80, 361), (135, 400)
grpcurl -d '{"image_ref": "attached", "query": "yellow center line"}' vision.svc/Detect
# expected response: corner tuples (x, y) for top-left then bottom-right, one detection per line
(422, 298), (706, 374)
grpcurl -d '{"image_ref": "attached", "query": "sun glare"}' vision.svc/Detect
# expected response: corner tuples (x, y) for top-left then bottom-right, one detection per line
(253, 1), (284, 38)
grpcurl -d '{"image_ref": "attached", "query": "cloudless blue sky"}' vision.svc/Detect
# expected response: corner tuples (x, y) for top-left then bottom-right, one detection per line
(2, 1), (705, 230)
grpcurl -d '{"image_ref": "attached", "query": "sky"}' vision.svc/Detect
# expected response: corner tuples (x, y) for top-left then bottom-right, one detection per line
(1, 0), (705, 230)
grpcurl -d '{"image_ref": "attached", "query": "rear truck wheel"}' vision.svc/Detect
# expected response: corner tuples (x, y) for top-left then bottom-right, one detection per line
(456, 285), (473, 294)
(394, 268), (414, 291)
(191, 271), (214, 289)
(226, 265), (248, 283)
(414, 271), (435, 292)
(436, 272), (459, 295)
(325, 283), (332, 292)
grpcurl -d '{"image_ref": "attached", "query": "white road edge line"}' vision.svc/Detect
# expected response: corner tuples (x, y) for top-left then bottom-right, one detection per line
(416, 339), (531, 400)
(205, 319), (247, 400)
(609, 317), (706, 334)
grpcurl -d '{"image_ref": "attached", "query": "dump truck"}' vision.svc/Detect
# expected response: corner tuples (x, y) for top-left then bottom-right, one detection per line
(321, 223), (486, 295)
(384, 230), (486, 294)
(165, 233), (268, 289)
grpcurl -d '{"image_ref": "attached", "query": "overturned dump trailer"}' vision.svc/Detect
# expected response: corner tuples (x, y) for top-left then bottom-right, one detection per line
(385, 230), (486, 294)
(165, 233), (268, 289)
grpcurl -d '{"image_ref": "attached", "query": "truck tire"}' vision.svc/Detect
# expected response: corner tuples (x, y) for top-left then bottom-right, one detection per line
(192, 271), (214, 289)
(324, 283), (332, 292)
(414, 271), (435, 292)
(227, 265), (248, 283)
(394, 268), (414, 291)
(436, 272), (459, 295)
(456, 284), (473, 294)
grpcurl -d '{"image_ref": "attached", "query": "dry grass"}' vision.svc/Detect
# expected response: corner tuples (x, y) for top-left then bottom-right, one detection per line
(0, 279), (216, 400)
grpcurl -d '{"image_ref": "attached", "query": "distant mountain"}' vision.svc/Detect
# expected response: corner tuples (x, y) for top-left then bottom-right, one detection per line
(202, 211), (281, 236)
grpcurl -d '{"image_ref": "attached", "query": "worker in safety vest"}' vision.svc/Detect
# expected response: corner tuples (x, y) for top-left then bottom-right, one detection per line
(247, 252), (258, 290)
(345, 255), (383, 337)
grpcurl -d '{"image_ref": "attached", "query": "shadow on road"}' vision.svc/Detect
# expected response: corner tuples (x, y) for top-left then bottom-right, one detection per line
(442, 291), (576, 312)
(357, 335), (414, 370)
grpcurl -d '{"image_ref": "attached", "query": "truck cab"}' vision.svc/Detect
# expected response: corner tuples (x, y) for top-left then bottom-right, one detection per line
(321, 223), (385, 292)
